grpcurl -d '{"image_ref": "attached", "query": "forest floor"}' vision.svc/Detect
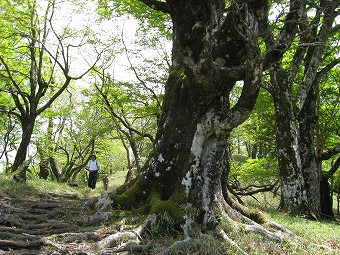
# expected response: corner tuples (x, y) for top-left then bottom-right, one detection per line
(1, 175), (340, 255)
(0, 189), (115, 255)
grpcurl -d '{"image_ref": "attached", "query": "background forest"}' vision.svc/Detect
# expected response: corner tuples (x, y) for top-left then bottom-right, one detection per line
(0, 0), (339, 254)
(1, 0), (338, 210)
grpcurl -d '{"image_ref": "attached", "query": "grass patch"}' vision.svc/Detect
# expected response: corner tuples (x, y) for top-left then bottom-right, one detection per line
(269, 212), (340, 250)
(240, 192), (340, 254)
(0, 169), (128, 199)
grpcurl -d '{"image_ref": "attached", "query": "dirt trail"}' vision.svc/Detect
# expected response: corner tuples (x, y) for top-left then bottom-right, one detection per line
(0, 191), (126, 255)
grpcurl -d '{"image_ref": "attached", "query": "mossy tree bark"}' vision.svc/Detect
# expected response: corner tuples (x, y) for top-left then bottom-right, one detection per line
(109, 0), (300, 239)
(265, 0), (338, 218)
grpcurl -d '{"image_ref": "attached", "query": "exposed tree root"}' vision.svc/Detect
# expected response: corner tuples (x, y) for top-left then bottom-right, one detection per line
(215, 226), (249, 255)
(152, 192), (286, 255)
(100, 242), (151, 255)
(100, 242), (152, 254)
(97, 214), (156, 249)
(49, 231), (102, 243)
(157, 237), (192, 255)
(0, 190), (337, 254)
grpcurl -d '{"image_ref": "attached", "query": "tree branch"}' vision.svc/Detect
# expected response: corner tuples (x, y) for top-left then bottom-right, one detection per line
(120, 28), (162, 108)
(328, 156), (340, 176)
(264, 0), (304, 67)
(234, 180), (279, 196)
(321, 145), (340, 161)
(94, 80), (155, 143)
(0, 56), (29, 118)
(138, 0), (170, 13)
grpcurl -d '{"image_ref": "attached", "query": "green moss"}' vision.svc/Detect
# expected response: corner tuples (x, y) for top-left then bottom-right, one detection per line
(109, 182), (146, 210)
(110, 193), (131, 209)
(248, 209), (268, 224)
(148, 191), (185, 224)
(168, 189), (187, 205)
(108, 179), (186, 228)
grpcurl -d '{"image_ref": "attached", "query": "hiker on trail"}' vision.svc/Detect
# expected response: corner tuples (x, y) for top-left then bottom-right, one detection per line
(88, 154), (100, 189)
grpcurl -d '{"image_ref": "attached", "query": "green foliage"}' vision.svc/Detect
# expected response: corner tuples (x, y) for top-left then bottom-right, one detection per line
(84, 64), (163, 170)
(97, 0), (171, 39)
(318, 67), (340, 150)
(231, 89), (276, 158)
(332, 173), (340, 193)
(233, 157), (278, 184)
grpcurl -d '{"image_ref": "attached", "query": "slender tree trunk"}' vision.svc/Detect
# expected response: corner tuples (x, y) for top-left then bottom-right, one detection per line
(130, 138), (143, 173)
(320, 175), (333, 217)
(49, 156), (62, 181)
(12, 118), (36, 172)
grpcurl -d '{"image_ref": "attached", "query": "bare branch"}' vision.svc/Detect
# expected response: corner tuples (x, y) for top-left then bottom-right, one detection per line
(328, 156), (340, 176)
(120, 28), (162, 108)
(94, 80), (155, 143)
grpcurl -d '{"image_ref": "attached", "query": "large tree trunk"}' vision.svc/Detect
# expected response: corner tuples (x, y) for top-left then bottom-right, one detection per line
(297, 0), (338, 218)
(108, 1), (283, 241)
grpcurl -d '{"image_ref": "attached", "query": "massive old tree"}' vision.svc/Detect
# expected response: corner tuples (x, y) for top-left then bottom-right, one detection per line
(105, 0), (301, 244)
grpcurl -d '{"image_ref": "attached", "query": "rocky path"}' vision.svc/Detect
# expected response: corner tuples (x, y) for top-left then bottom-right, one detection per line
(0, 191), (141, 255)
